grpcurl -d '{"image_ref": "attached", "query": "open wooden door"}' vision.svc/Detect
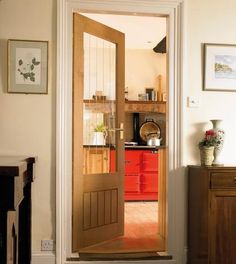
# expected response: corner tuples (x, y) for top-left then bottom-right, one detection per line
(72, 13), (125, 251)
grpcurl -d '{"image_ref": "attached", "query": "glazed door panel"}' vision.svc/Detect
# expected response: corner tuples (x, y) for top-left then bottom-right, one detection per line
(73, 13), (125, 250)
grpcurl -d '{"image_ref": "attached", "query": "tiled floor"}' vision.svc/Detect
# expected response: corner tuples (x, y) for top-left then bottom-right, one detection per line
(125, 201), (158, 238)
(80, 201), (165, 253)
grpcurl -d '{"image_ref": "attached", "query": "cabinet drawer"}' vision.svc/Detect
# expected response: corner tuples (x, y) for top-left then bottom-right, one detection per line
(211, 172), (236, 189)
(125, 174), (140, 192)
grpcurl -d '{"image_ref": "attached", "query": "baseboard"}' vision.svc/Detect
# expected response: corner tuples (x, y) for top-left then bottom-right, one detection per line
(32, 252), (56, 264)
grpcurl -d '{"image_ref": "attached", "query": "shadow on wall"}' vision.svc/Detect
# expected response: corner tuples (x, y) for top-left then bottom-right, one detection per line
(0, 39), (8, 93)
(188, 122), (209, 164)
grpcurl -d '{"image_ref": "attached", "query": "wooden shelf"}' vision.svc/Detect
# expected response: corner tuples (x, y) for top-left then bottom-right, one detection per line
(83, 100), (166, 114)
(125, 100), (166, 113)
(83, 100), (115, 113)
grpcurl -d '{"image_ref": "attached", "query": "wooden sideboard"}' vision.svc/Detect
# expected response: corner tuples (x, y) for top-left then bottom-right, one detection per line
(188, 165), (236, 264)
(0, 156), (35, 264)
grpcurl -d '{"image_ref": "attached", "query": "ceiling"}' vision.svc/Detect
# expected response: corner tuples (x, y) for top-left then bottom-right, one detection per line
(81, 13), (166, 50)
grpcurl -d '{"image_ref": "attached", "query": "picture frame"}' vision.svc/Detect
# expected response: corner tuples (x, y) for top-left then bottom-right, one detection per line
(204, 43), (236, 91)
(8, 39), (48, 94)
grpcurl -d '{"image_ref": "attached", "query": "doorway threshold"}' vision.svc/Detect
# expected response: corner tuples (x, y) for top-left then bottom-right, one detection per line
(69, 251), (172, 261)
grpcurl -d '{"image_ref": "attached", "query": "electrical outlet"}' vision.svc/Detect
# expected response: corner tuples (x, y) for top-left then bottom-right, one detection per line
(41, 240), (54, 251)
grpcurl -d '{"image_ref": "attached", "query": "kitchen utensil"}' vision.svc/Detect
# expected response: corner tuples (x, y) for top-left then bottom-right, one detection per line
(139, 119), (161, 143)
(146, 133), (162, 146)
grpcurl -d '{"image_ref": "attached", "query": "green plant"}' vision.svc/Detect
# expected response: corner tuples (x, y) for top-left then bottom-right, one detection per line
(94, 123), (106, 132)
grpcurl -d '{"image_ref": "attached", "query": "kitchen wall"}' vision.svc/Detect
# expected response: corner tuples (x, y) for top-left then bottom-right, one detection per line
(125, 49), (166, 100)
(0, 0), (56, 252)
(184, 0), (236, 166)
(124, 49), (166, 144)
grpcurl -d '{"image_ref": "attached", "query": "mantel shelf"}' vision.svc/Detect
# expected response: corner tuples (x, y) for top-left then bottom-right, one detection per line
(83, 100), (166, 113)
(125, 100), (166, 113)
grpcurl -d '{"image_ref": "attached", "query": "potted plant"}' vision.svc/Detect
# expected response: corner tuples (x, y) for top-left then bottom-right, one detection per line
(93, 123), (107, 145)
(198, 130), (216, 166)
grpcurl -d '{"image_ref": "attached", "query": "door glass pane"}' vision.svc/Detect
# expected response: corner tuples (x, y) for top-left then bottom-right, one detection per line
(83, 33), (117, 174)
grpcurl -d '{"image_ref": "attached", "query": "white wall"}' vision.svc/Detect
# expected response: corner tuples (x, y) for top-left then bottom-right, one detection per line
(125, 49), (166, 100)
(184, 0), (236, 166)
(0, 0), (56, 252)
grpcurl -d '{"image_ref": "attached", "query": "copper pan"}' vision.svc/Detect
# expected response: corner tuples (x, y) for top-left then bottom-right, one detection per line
(139, 119), (161, 143)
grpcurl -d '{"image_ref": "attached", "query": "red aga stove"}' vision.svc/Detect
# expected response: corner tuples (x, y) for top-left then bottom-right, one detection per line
(124, 149), (158, 201)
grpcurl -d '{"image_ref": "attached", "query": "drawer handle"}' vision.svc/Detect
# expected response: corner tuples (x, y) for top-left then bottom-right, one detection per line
(234, 177), (236, 182)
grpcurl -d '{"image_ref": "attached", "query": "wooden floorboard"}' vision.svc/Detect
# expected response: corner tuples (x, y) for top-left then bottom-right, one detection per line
(79, 201), (166, 254)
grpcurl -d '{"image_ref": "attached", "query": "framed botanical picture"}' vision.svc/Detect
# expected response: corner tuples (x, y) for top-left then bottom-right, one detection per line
(8, 39), (48, 94)
(204, 43), (236, 91)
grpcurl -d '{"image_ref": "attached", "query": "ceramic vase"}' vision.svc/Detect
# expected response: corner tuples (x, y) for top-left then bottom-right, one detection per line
(210, 119), (225, 166)
(92, 132), (106, 146)
(200, 146), (214, 166)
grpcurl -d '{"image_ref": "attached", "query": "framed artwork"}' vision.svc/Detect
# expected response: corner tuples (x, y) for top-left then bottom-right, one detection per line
(204, 43), (236, 91)
(8, 39), (48, 94)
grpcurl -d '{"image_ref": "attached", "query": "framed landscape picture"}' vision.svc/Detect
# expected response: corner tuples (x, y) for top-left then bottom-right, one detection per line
(204, 43), (236, 91)
(8, 39), (48, 94)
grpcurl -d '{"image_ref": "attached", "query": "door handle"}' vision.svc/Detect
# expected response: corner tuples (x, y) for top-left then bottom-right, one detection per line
(108, 123), (124, 139)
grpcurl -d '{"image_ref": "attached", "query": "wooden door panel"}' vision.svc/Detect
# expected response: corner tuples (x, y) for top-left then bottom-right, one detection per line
(73, 13), (125, 250)
(83, 189), (118, 230)
(210, 191), (236, 264)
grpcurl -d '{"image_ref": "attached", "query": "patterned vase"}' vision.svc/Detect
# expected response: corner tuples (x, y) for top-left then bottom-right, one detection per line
(199, 146), (214, 166)
(210, 119), (225, 166)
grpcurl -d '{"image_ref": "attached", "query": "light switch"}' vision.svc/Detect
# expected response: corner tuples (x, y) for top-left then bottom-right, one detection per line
(187, 96), (199, 108)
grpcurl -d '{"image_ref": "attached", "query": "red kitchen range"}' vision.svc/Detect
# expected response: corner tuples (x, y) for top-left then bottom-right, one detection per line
(124, 149), (159, 201)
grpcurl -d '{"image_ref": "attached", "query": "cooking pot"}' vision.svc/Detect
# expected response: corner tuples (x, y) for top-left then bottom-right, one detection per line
(147, 133), (162, 146)
(139, 119), (161, 143)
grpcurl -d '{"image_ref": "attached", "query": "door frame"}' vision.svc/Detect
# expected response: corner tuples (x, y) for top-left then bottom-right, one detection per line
(57, 0), (185, 264)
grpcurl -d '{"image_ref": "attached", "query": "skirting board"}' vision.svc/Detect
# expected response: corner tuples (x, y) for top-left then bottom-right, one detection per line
(32, 253), (177, 264)
(32, 252), (56, 264)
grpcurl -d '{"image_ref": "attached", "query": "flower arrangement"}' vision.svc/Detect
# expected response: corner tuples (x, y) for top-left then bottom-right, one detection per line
(198, 129), (225, 148)
(198, 130), (215, 148)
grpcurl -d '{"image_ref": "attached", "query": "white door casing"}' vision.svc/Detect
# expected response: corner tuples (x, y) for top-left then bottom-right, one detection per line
(57, 0), (185, 263)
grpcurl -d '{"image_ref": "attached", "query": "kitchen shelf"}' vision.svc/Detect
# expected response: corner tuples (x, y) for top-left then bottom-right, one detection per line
(125, 100), (166, 113)
(83, 100), (166, 114)
(83, 99), (115, 113)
